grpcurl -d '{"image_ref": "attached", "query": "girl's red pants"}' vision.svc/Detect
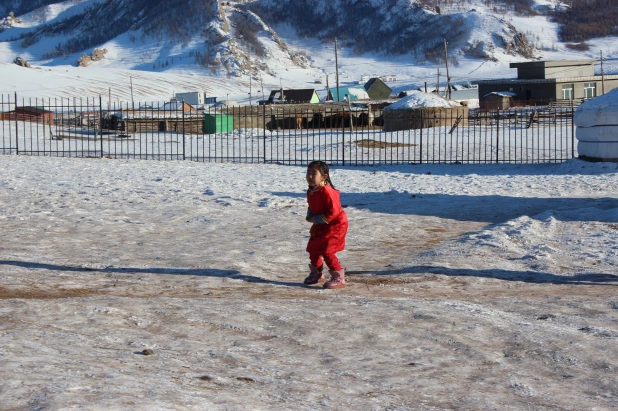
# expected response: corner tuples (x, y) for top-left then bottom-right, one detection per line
(309, 252), (342, 271)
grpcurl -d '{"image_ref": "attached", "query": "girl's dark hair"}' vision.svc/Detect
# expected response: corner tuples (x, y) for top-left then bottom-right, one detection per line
(307, 160), (336, 190)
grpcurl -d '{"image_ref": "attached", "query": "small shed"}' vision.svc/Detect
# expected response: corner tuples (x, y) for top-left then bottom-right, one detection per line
(162, 100), (194, 111)
(383, 91), (468, 131)
(575, 88), (618, 161)
(482, 91), (515, 110)
(364, 77), (392, 100)
(203, 113), (234, 134)
(316, 89), (334, 102)
(7, 106), (54, 123)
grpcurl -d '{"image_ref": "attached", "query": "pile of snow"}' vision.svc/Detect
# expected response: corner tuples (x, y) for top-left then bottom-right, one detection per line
(384, 91), (458, 110)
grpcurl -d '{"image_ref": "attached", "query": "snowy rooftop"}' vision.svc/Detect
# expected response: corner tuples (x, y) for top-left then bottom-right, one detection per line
(484, 91), (517, 98)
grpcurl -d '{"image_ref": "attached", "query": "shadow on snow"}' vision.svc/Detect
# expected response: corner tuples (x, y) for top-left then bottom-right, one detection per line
(0, 260), (306, 288)
(2, 260), (616, 287)
(347, 265), (618, 286)
(273, 191), (618, 224)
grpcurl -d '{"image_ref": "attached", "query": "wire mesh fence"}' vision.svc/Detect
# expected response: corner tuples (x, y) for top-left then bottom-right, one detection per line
(0, 94), (577, 165)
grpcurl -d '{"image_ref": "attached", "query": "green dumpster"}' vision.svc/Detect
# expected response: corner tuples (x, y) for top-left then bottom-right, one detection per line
(203, 113), (234, 134)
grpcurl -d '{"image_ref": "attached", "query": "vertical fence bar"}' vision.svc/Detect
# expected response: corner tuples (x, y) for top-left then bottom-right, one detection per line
(419, 114), (423, 164)
(262, 105), (266, 163)
(495, 110), (500, 163)
(98, 95), (102, 157)
(14, 92), (19, 155)
(571, 104), (575, 159)
(182, 101), (186, 161)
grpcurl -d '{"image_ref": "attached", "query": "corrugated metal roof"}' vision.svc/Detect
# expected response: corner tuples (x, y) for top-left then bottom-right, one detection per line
(329, 87), (369, 101)
(449, 88), (479, 101)
(364, 77), (392, 99)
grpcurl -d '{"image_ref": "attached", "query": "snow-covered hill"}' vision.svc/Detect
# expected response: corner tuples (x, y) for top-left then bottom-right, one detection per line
(0, 0), (616, 103)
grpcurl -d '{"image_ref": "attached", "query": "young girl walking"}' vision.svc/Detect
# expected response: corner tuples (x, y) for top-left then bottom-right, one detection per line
(303, 161), (348, 288)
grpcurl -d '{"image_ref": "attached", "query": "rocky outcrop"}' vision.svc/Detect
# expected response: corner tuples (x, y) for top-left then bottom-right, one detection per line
(510, 33), (535, 59)
(1, 11), (22, 28)
(91, 48), (108, 62)
(78, 48), (107, 67)
(13, 57), (30, 68)
(78, 54), (92, 67)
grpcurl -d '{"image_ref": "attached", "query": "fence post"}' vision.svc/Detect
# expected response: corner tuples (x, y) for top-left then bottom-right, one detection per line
(14, 92), (19, 155)
(182, 99), (186, 160)
(571, 105), (575, 159)
(495, 110), (500, 163)
(419, 112), (423, 164)
(99, 95), (104, 157)
(341, 107), (345, 166)
(262, 105), (266, 163)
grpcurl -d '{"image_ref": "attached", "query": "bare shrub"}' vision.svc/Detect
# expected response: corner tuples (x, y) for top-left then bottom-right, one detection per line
(566, 43), (590, 51)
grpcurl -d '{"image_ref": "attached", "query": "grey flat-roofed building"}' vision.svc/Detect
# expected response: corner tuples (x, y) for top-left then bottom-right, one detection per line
(509, 59), (597, 79)
(477, 59), (618, 105)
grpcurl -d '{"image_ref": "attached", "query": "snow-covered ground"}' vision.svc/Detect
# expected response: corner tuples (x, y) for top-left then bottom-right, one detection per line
(1, 154), (618, 410)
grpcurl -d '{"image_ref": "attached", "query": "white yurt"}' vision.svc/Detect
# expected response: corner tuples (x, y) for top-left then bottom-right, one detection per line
(575, 88), (618, 161)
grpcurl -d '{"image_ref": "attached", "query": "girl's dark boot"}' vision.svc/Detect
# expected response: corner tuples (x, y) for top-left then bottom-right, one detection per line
(304, 264), (325, 285)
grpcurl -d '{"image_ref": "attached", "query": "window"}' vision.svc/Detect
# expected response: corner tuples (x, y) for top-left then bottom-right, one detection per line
(584, 82), (596, 99)
(561, 84), (574, 100)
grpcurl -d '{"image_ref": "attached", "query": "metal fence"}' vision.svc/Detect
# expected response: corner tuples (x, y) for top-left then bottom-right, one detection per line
(0, 94), (577, 165)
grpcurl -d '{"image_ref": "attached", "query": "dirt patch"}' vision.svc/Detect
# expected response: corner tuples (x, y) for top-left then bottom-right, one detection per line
(354, 139), (417, 149)
(0, 286), (100, 299)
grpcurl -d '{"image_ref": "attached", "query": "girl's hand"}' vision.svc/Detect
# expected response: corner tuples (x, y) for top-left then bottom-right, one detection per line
(311, 215), (328, 224)
(305, 208), (313, 222)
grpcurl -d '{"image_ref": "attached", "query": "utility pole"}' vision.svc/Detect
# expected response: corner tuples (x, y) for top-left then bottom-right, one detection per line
(600, 50), (605, 95)
(335, 38), (341, 102)
(249, 75), (252, 106)
(130, 76), (134, 106)
(436, 69), (440, 95)
(444, 38), (451, 99)
(108, 87), (111, 110)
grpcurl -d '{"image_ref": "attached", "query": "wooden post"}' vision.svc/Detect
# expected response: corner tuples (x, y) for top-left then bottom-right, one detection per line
(526, 110), (536, 129)
(600, 50), (605, 95)
(335, 38), (340, 102)
(444, 38), (451, 100)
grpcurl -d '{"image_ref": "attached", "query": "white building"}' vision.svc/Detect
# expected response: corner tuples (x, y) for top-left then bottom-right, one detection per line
(381, 74), (397, 82)
(175, 92), (216, 106)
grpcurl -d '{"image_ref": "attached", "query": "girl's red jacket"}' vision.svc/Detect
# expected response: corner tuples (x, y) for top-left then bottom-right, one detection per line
(306, 184), (348, 255)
